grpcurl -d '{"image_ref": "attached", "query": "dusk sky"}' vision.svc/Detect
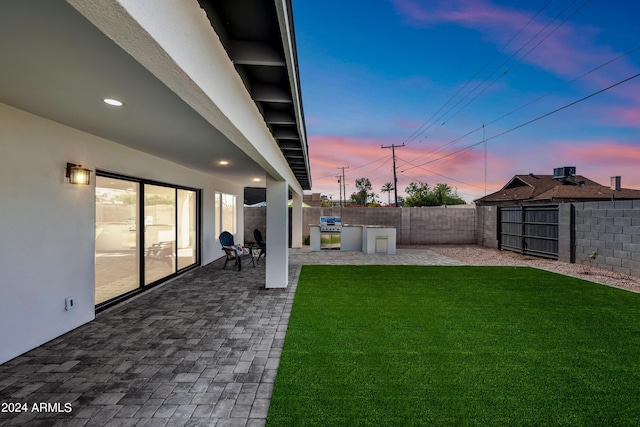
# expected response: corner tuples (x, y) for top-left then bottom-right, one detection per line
(293, 0), (640, 203)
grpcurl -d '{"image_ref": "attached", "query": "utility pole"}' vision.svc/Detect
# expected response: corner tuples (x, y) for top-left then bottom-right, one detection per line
(336, 176), (342, 207)
(483, 124), (487, 196)
(381, 143), (404, 206)
(337, 166), (349, 207)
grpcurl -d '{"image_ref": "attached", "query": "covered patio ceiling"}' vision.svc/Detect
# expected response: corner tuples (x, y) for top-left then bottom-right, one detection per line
(197, 0), (311, 190)
(0, 0), (311, 190)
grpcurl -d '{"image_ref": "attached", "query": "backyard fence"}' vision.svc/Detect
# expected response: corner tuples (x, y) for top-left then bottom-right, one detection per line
(244, 201), (640, 279)
(499, 205), (559, 259)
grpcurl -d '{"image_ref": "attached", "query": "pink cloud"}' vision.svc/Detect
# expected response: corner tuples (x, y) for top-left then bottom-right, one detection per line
(308, 135), (394, 184)
(392, 0), (517, 27)
(527, 140), (640, 190)
(308, 134), (508, 202)
(553, 141), (640, 166)
(391, 0), (630, 79)
(308, 134), (640, 202)
(605, 107), (640, 128)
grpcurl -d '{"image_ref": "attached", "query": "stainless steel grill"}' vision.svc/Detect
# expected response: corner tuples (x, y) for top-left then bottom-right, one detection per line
(319, 216), (342, 232)
(319, 216), (341, 249)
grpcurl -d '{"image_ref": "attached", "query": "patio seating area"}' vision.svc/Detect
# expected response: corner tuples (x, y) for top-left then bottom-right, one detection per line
(0, 248), (460, 426)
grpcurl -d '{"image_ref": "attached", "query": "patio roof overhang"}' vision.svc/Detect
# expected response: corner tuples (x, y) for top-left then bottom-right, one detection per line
(0, 0), (311, 191)
(196, 0), (311, 191)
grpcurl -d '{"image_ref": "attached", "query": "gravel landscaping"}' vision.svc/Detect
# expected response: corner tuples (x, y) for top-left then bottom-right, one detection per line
(423, 245), (640, 293)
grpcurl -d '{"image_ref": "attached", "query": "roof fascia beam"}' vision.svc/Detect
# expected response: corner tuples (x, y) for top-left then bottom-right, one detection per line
(229, 41), (286, 66)
(252, 84), (292, 103)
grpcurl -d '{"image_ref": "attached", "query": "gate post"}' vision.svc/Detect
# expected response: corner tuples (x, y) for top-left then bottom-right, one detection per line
(521, 206), (526, 254)
(558, 203), (575, 263)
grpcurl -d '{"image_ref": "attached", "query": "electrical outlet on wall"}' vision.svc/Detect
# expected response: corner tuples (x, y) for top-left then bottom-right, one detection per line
(65, 296), (75, 311)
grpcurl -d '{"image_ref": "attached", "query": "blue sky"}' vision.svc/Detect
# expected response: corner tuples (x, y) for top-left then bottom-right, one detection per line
(293, 0), (640, 203)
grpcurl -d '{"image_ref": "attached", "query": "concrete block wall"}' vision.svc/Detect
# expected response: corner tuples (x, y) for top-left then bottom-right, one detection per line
(400, 209), (411, 245)
(476, 206), (499, 249)
(407, 207), (477, 244)
(245, 206), (477, 246)
(243, 206), (266, 243)
(573, 200), (640, 276)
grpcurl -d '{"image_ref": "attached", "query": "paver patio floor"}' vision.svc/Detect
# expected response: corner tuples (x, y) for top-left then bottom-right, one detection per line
(0, 248), (460, 426)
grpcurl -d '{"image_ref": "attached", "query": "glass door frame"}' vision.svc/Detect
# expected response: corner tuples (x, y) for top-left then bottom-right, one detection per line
(96, 170), (201, 311)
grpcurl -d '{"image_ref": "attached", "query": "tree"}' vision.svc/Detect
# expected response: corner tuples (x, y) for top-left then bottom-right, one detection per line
(404, 182), (466, 207)
(350, 177), (376, 206)
(433, 183), (451, 205)
(433, 183), (466, 205)
(380, 182), (394, 205)
(404, 182), (434, 207)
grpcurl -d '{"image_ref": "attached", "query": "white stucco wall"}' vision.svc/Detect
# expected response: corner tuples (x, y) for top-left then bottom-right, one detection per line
(0, 103), (243, 364)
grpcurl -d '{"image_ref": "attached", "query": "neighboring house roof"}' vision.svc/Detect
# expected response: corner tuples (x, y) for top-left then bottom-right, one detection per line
(475, 174), (640, 205)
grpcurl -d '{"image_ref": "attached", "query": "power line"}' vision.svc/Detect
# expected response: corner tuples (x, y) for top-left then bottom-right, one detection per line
(314, 156), (386, 180)
(407, 42), (640, 166)
(406, 0), (590, 150)
(313, 43), (640, 190)
(400, 0), (555, 147)
(397, 156), (486, 190)
(403, 71), (640, 171)
(442, 0), (592, 127)
(436, 0), (587, 128)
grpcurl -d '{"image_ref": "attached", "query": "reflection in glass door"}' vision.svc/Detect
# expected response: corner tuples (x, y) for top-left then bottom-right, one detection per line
(177, 189), (197, 270)
(144, 184), (176, 285)
(95, 176), (139, 305)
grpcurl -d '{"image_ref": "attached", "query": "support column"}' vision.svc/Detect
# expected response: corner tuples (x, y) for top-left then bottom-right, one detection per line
(291, 192), (303, 248)
(266, 175), (289, 289)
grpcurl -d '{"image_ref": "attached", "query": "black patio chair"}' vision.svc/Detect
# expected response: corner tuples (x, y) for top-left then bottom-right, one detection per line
(253, 229), (266, 264)
(145, 241), (174, 265)
(219, 231), (255, 271)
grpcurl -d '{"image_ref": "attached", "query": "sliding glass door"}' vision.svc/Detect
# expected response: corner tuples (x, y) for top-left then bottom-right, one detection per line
(95, 176), (140, 305)
(95, 173), (200, 308)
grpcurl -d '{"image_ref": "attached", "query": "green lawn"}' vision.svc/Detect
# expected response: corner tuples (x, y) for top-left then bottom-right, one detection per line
(267, 266), (640, 426)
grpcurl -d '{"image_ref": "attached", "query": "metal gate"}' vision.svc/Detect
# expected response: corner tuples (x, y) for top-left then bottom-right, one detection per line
(499, 205), (559, 259)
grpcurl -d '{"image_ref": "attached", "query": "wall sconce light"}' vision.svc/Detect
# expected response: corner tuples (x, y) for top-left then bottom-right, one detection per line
(66, 162), (91, 185)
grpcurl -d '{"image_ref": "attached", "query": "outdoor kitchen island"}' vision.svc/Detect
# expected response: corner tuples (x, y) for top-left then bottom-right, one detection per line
(310, 223), (396, 254)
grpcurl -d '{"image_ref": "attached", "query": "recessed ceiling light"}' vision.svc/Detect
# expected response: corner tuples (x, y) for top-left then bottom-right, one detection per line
(219, 160), (229, 165)
(103, 98), (123, 107)
(252, 178), (261, 182)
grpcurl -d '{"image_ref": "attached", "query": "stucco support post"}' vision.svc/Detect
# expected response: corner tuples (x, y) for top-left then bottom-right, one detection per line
(291, 192), (303, 248)
(266, 175), (289, 288)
